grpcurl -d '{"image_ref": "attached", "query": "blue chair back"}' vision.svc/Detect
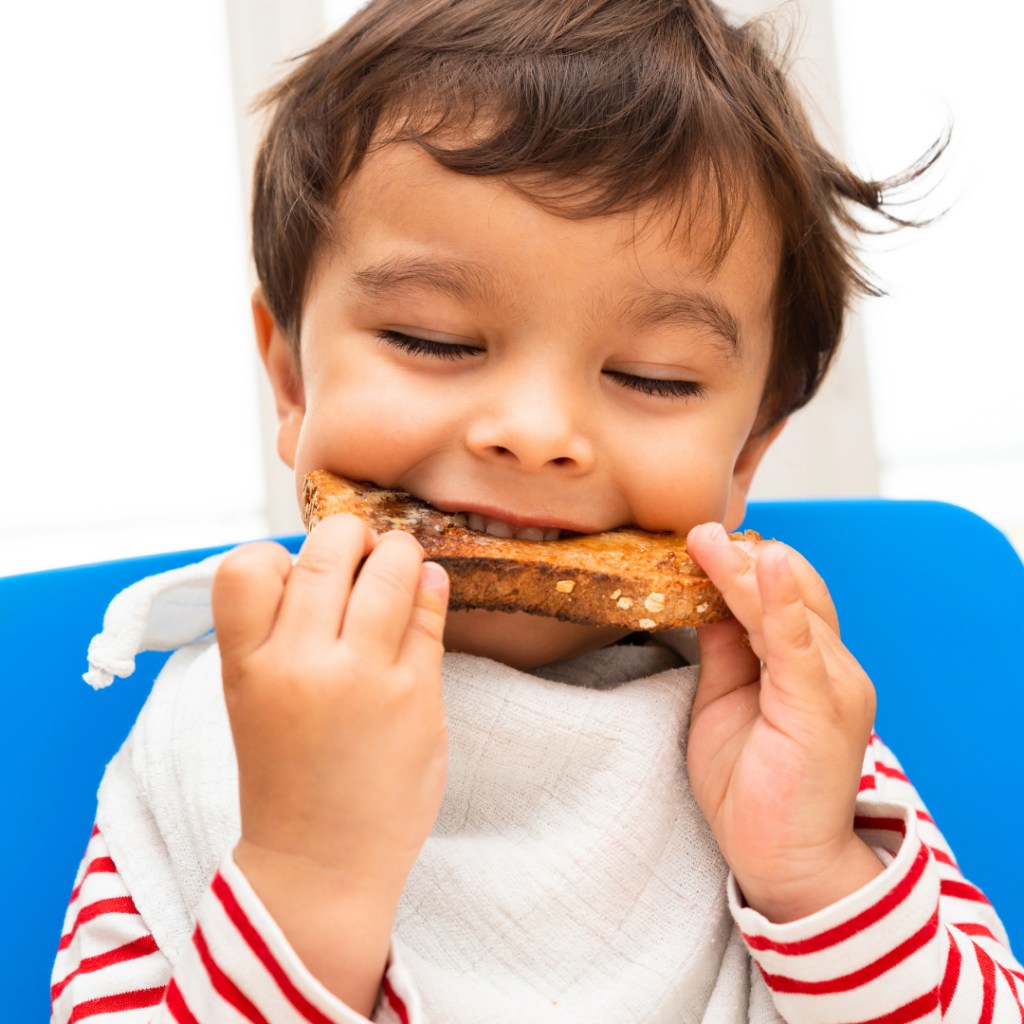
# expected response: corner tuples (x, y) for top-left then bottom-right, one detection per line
(2, 499), (1021, 1018)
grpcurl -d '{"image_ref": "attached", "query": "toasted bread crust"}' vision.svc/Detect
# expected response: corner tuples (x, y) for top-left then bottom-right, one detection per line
(302, 471), (756, 631)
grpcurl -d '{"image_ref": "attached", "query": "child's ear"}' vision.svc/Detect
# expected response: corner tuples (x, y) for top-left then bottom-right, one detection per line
(252, 289), (305, 469)
(722, 419), (788, 531)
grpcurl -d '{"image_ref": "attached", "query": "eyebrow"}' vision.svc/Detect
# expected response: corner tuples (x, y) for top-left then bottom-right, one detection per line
(351, 255), (499, 306)
(352, 254), (741, 352)
(621, 289), (741, 352)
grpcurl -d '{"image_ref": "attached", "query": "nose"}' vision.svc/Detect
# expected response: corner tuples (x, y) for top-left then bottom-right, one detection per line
(465, 373), (595, 474)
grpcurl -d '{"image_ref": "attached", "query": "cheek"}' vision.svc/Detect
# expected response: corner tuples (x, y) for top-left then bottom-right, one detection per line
(293, 345), (461, 481)
(614, 407), (749, 532)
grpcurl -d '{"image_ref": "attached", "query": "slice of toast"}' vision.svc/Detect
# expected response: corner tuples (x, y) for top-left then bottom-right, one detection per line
(302, 471), (755, 631)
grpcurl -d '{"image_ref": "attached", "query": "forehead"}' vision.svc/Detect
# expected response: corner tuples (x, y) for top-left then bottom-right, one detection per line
(325, 143), (779, 341)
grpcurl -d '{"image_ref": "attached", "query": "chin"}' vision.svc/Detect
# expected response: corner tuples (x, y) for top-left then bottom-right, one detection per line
(443, 609), (629, 671)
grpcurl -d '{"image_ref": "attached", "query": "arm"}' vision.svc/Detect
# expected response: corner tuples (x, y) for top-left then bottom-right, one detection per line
(733, 737), (1024, 1022)
(56, 519), (447, 1022)
(211, 517), (449, 1016)
(685, 526), (1023, 1022)
(51, 827), (418, 1024)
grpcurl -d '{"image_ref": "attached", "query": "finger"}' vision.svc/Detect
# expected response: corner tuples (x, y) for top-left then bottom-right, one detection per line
(687, 522), (765, 639)
(810, 614), (877, 730)
(776, 545), (838, 636)
(398, 561), (450, 672)
(275, 514), (375, 639)
(756, 544), (831, 709)
(740, 540), (840, 637)
(690, 615), (761, 721)
(212, 542), (293, 663)
(342, 530), (425, 662)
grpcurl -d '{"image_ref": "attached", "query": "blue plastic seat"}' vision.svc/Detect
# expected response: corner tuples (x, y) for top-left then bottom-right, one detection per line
(3, 499), (1022, 1017)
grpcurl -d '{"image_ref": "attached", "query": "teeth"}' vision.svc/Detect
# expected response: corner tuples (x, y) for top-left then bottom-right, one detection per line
(459, 512), (562, 541)
(517, 527), (546, 541)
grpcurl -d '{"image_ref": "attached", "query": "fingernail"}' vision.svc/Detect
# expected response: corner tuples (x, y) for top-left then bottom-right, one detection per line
(761, 543), (790, 576)
(736, 540), (756, 553)
(706, 523), (731, 546)
(419, 561), (449, 595)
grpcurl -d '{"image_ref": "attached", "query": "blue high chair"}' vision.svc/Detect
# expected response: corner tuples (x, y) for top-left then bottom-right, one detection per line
(3, 499), (1023, 1019)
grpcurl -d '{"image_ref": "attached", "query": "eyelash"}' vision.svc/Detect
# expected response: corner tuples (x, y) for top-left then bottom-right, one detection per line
(602, 370), (706, 400)
(377, 330), (704, 399)
(376, 330), (481, 361)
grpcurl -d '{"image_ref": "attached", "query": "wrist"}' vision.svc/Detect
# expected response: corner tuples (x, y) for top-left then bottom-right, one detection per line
(734, 835), (886, 924)
(234, 836), (409, 906)
(233, 839), (406, 1016)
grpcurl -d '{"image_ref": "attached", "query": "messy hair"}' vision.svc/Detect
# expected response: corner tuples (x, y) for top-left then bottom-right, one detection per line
(252, 0), (937, 429)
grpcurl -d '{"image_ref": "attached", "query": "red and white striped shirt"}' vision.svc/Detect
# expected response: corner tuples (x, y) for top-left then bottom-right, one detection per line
(52, 734), (1022, 1023)
(51, 828), (415, 1024)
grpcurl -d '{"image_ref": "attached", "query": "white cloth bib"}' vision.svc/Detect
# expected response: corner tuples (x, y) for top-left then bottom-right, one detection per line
(89, 557), (783, 1024)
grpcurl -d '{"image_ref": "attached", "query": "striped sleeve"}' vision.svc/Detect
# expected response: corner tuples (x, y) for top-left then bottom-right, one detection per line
(730, 733), (1023, 1024)
(51, 826), (171, 1022)
(51, 829), (420, 1024)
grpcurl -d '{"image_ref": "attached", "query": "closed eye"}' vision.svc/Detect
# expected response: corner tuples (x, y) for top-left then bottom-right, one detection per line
(603, 370), (706, 399)
(376, 329), (482, 361)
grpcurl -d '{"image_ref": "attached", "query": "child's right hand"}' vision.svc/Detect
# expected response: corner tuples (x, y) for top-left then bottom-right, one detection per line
(211, 515), (450, 1016)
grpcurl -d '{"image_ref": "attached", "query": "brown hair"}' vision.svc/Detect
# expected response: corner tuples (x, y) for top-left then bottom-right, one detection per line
(252, 0), (938, 428)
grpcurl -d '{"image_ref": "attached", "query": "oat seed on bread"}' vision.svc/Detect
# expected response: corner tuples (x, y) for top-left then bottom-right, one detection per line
(302, 470), (757, 631)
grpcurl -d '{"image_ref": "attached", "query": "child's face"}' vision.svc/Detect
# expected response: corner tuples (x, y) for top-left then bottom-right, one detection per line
(258, 143), (782, 668)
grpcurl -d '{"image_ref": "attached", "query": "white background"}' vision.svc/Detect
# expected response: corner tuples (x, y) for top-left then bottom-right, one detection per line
(831, 0), (1024, 543)
(0, 0), (265, 576)
(1, 0), (1020, 576)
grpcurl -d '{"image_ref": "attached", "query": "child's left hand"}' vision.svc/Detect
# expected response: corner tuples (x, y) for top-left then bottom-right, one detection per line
(685, 523), (883, 924)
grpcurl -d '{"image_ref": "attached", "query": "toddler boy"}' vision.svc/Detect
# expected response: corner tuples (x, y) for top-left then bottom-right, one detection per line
(52, 1), (1020, 1022)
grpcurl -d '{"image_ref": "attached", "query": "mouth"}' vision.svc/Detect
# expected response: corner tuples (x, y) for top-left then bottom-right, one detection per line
(449, 511), (564, 542)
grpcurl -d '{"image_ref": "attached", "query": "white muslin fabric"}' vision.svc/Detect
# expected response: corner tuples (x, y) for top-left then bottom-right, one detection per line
(91, 558), (783, 1024)
(84, 552), (228, 689)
